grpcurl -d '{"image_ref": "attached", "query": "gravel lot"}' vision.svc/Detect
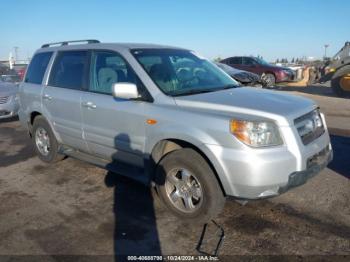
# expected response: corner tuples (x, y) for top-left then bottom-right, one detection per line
(0, 84), (349, 261)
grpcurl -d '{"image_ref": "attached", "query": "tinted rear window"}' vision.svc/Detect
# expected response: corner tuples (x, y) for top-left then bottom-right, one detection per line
(48, 51), (88, 90)
(25, 52), (53, 84)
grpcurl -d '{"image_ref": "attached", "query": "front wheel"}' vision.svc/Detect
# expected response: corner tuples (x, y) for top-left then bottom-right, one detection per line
(262, 73), (276, 87)
(155, 148), (226, 223)
(32, 116), (64, 163)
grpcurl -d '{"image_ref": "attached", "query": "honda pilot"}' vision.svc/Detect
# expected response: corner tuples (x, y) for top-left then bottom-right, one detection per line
(18, 40), (333, 222)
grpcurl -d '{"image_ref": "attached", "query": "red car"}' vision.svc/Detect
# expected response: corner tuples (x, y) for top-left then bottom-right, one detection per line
(12, 64), (27, 81)
(220, 56), (295, 87)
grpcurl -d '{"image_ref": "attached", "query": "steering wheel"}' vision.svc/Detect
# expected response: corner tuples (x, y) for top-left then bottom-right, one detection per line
(176, 68), (198, 88)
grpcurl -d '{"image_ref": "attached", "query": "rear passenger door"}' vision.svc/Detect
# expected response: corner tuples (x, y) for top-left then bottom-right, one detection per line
(21, 52), (53, 120)
(43, 50), (89, 152)
(81, 50), (147, 167)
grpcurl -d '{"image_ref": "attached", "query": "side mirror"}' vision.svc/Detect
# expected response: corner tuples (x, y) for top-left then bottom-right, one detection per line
(112, 83), (139, 100)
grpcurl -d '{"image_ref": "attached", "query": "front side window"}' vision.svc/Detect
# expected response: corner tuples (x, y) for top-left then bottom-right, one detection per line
(89, 51), (137, 95)
(132, 49), (239, 96)
(25, 52), (53, 84)
(255, 57), (271, 66)
(48, 51), (88, 90)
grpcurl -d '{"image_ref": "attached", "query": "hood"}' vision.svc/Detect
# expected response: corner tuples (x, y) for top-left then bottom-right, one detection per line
(0, 82), (18, 97)
(174, 88), (316, 126)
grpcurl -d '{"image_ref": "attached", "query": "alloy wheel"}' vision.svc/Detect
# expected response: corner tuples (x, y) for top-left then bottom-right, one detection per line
(35, 127), (51, 156)
(165, 168), (203, 213)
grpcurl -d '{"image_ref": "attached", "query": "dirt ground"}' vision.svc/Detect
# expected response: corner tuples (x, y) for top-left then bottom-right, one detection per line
(0, 84), (349, 261)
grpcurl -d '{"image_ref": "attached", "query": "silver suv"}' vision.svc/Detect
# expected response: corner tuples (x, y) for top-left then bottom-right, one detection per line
(19, 40), (333, 222)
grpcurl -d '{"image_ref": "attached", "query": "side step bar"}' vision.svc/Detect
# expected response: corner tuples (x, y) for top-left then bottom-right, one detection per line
(59, 146), (150, 185)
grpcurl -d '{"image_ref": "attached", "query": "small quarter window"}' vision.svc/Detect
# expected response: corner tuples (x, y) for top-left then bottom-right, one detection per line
(25, 52), (53, 84)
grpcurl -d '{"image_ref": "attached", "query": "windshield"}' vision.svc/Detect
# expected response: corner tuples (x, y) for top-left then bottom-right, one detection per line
(132, 49), (239, 96)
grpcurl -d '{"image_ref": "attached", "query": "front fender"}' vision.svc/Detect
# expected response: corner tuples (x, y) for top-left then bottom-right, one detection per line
(144, 124), (234, 195)
(145, 123), (219, 154)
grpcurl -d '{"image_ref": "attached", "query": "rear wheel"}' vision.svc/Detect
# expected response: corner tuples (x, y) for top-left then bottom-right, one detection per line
(155, 148), (226, 223)
(262, 73), (276, 87)
(32, 116), (64, 163)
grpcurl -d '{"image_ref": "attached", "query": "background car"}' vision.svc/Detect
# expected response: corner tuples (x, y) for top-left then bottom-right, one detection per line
(0, 74), (21, 83)
(0, 80), (19, 119)
(0, 63), (21, 83)
(12, 64), (27, 81)
(220, 56), (295, 87)
(215, 62), (265, 87)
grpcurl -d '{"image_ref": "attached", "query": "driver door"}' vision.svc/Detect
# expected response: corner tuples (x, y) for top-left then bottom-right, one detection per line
(81, 50), (147, 167)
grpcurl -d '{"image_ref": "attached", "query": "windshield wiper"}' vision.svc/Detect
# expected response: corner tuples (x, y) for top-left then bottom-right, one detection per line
(171, 88), (216, 97)
(220, 84), (238, 90)
(171, 84), (239, 97)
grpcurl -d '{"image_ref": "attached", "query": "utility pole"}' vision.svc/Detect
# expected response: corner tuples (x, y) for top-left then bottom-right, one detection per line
(13, 46), (19, 63)
(324, 44), (329, 59)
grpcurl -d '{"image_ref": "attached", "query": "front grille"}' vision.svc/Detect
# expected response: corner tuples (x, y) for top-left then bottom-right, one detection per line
(294, 109), (325, 145)
(0, 96), (9, 104)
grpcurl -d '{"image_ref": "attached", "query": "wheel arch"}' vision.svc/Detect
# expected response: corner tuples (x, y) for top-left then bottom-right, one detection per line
(27, 111), (42, 136)
(28, 111), (62, 142)
(150, 138), (227, 196)
(264, 71), (277, 78)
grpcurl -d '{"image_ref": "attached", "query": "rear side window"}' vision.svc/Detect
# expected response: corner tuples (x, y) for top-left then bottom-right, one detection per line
(48, 51), (88, 90)
(25, 52), (53, 84)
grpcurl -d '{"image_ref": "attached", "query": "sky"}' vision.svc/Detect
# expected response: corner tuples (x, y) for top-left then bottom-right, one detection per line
(1, 0), (349, 62)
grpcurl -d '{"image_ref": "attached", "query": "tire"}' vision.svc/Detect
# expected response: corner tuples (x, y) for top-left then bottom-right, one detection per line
(155, 148), (225, 223)
(262, 73), (276, 87)
(331, 72), (350, 98)
(32, 116), (64, 163)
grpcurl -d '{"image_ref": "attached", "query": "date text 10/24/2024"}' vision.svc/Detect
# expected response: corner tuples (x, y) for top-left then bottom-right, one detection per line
(127, 255), (219, 261)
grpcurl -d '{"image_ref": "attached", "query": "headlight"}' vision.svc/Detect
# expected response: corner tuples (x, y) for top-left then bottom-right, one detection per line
(230, 120), (283, 147)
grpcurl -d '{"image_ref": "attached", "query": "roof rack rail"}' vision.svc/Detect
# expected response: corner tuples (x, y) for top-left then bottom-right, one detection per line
(41, 39), (100, 48)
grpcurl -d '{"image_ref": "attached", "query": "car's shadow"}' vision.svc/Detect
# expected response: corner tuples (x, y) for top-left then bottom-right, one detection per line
(328, 134), (350, 179)
(105, 172), (162, 258)
(104, 134), (162, 260)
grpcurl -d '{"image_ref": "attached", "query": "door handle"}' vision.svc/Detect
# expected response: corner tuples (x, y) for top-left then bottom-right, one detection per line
(43, 94), (52, 100)
(81, 101), (97, 109)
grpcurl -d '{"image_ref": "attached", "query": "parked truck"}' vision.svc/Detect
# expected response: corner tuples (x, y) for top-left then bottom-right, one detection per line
(322, 42), (350, 97)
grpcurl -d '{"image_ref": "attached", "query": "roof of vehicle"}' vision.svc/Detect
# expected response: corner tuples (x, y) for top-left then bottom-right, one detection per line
(37, 40), (187, 53)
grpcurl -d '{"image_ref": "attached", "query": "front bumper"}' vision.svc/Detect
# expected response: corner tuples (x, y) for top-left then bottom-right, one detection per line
(0, 97), (19, 119)
(203, 130), (332, 199)
(278, 146), (332, 194)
